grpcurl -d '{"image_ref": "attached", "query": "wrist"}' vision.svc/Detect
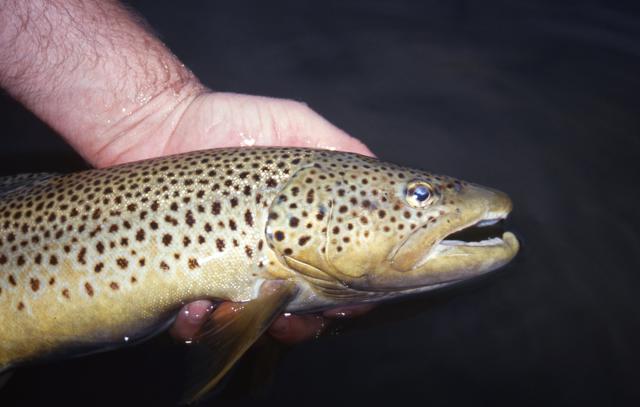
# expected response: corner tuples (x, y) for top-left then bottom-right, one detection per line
(77, 79), (208, 168)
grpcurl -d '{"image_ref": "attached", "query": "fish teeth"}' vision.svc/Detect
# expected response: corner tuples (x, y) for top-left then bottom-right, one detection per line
(440, 237), (504, 247)
(475, 218), (501, 227)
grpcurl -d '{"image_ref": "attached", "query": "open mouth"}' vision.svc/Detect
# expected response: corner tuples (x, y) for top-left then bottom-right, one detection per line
(440, 218), (507, 247)
(376, 185), (520, 288)
(408, 212), (518, 272)
(388, 184), (520, 279)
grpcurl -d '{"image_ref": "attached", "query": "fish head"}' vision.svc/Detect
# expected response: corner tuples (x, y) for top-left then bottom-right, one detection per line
(266, 151), (519, 295)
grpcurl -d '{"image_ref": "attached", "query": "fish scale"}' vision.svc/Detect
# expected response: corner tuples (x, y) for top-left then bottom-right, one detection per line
(0, 147), (519, 399)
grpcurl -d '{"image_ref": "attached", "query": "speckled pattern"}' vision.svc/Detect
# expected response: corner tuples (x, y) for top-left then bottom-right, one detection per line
(0, 147), (496, 369)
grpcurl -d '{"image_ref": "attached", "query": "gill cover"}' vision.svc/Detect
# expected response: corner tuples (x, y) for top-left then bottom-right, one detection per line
(265, 165), (337, 285)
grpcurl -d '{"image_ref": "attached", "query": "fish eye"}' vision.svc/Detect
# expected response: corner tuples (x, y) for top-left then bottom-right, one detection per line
(406, 181), (434, 207)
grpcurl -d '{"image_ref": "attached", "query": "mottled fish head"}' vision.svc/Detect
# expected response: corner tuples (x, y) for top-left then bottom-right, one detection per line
(266, 151), (519, 297)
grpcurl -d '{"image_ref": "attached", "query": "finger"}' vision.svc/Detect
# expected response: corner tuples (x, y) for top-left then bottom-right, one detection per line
(169, 300), (215, 342)
(268, 313), (327, 345)
(323, 304), (375, 319)
(172, 302), (372, 345)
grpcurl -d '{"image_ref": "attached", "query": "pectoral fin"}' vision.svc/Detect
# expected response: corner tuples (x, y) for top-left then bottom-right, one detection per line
(182, 280), (297, 404)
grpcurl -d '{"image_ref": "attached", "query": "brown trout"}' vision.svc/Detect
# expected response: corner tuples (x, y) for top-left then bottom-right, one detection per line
(0, 147), (518, 400)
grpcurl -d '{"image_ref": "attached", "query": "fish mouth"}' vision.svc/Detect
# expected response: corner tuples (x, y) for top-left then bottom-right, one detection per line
(439, 218), (509, 249)
(404, 205), (519, 283)
(323, 184), (519, 292)
(384, 186), (519, 289)
(413, 215), (518, 271)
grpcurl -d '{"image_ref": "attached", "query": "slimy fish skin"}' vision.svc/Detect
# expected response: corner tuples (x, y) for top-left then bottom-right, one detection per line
(0, 147), (518, 400)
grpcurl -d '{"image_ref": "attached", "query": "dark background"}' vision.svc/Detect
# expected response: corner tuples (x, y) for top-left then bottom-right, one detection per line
(2, 1), (639, 406)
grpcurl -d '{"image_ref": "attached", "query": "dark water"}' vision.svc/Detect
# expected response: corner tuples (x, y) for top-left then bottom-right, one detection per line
(1, 1), (639, 405)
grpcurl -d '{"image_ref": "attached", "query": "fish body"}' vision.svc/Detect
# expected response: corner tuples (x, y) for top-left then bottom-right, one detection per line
(0, 147), (518, 397)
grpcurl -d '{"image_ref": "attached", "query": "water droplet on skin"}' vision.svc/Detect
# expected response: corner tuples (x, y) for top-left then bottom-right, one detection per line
(239, 132), (256, 147)
(136, 93), (151, 105)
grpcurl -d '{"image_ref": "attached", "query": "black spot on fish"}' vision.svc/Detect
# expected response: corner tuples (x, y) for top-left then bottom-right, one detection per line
(77, 247), (87, 264)
(116, 258), (128, 269)
(245, 210), (254, 227)
(30, 278), (40, 291)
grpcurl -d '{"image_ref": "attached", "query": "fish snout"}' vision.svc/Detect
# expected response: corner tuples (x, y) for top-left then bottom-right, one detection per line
(363, 184), (519, 289)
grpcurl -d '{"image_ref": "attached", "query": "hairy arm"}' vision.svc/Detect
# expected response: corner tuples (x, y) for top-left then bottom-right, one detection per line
(0, 0), (204, 166)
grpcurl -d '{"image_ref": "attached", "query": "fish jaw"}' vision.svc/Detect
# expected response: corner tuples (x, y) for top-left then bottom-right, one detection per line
(357, 184), (519, 290)
(363, 232), (519, 290)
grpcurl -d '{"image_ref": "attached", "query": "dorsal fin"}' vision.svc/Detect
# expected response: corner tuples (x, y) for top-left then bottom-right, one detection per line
(0, 173), (59, 196)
